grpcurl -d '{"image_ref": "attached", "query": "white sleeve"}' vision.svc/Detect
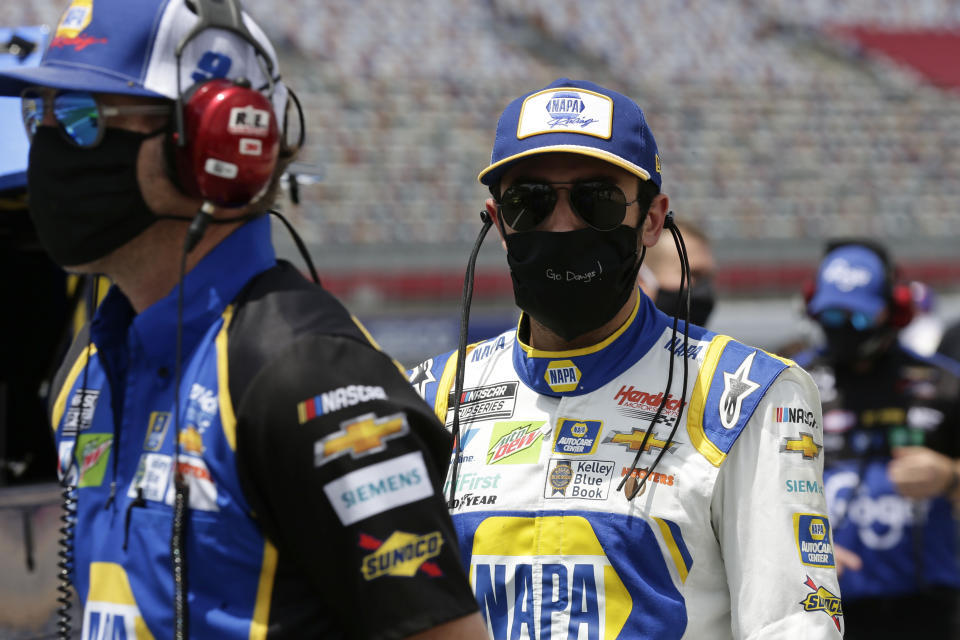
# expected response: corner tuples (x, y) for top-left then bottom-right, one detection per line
(711, 365), (844, 639)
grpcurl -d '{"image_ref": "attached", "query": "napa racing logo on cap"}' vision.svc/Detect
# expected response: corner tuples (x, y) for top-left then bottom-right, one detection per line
(800, 575), (843, 631)
(794, 513), (835, 568)
(544, 459), (615, 500)
(517, 88), (613, 140)
(446, 382), (518, 425)
(52, 0), (106, 51)
(359, 530), (444, 580)
(545, 359), (581, 393)
(487, 421), (548, 464)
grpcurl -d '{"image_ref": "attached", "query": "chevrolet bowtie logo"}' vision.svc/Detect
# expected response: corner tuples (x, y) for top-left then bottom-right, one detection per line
(606, 429), (675, 454)
(781, 433), (822, 460)
(315, 412), (409, 467)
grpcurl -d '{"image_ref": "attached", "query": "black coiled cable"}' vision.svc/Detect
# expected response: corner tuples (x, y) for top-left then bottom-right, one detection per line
(446, 211), (493, 508)
(617, 213), (692, 500)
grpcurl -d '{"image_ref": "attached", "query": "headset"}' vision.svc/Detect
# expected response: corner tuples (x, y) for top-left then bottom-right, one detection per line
(803, 238), (914, 329)
(165, 0), (303, 209)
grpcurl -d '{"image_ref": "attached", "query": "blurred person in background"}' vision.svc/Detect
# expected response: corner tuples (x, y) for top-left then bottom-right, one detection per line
(639, 218), (717, 327)
(794, 240), (960, 640)
(938, 317), (960, 364)
(0, 0), (486, 637)
(410, 78), (842, 638)
(898, 280), (944, 356)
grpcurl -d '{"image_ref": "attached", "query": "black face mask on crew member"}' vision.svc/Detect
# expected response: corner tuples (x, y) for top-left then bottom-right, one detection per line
(655, 277), (716, 326)
(28, 126), (165, 267)
(504, 225), (642, 342)
(822, 323), (895, 366)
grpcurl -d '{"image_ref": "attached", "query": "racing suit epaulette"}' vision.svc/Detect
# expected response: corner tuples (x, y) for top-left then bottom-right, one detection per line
(688, 334), (794, 466)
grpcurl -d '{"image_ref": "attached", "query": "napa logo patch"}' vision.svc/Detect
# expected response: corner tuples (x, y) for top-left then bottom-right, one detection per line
(315, 412), (409, 467)
(487, 421), (548, 464)
(75, 433), (112, 488)
(553, 418), (602, 455)
(800, 575), (843, 631)
(517, 88), (613, 140)
(82, 563), (151, 639)
(359, 531), (444, 580)
(545, 359), (581, 393)
(794, 513), (835, 568)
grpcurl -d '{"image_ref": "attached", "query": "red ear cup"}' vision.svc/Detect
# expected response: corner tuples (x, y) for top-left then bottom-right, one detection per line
(889, 283), (915, 328)
(172, 78), (280, 207)
(802, 279), (816, 315)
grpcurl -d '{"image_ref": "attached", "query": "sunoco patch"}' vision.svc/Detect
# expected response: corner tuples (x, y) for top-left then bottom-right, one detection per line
(794, 513), (835, 568)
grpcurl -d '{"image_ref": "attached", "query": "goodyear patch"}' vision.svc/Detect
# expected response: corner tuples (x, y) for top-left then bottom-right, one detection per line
(794, 513), (835, 568)
(315, 412), (409, 467)
(487, 421), (548, 464)
(544, 359), (581, 393)
(552, 418), (601, 455)
(359, 531), (444, 580)
(75, 433), (112, 488)
(800, 575), (843, 631)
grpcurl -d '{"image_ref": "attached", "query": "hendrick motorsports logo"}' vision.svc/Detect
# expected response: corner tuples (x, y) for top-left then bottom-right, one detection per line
(613, 385), (684, 425)
(446, 382), (517, 424)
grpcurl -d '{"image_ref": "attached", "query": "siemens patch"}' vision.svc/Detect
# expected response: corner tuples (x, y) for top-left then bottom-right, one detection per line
(324, 451), (433, 525)
(794, 513), (835, 568)
(552, 418), (602, 455)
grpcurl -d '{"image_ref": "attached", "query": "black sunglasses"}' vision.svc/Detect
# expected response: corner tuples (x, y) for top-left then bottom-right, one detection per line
(21, 87), (171, 148)
(498, 180), (639, 232)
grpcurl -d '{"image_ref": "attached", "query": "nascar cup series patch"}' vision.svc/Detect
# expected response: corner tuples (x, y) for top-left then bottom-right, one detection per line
(793, 513), (835, 568)
(516, 87), (614, 140)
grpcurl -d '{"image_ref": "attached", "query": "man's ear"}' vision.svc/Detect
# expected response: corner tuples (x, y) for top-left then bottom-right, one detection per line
(486, 198), (508, 251)
(640, 193), (669, 248)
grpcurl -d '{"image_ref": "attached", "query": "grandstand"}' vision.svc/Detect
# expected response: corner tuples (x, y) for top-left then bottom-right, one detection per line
(3, 0), (960, 358)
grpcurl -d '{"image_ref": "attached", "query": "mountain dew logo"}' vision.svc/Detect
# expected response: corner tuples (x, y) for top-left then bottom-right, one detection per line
(75, 433), (112, 488)
(487, 421), (548, 464)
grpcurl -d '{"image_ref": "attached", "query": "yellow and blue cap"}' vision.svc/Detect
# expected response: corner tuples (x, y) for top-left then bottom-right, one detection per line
(478, 78), (661, 189)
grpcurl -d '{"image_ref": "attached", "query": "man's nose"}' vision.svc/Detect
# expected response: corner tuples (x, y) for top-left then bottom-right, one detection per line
(539, 190), (586, 232)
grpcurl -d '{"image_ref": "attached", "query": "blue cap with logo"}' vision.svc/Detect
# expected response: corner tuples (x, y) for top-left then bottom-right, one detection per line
(808, 244), (889, 318)
(478, 78), (661, 189)
(0, 0), (287, 121)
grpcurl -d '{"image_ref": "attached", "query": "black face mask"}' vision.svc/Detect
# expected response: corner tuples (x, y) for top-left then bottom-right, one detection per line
(822, 324), (895, 366)
(504, 225), (641, 342)
(655, 278), (716, 326)
(28, 126), (162, 267)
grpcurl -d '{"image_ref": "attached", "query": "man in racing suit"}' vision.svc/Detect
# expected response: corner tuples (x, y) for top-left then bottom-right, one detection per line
(409, 78), (842, 638)
(795, 241), (960, 639)
(0, 0), (486, 637)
